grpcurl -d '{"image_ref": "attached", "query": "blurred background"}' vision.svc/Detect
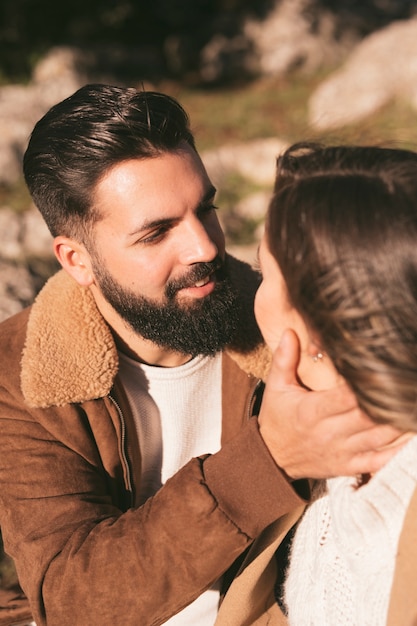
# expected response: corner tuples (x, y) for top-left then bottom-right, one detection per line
(1, 0), (417, 319)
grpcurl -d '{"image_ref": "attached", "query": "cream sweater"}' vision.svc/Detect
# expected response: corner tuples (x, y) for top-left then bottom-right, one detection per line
(118, 351), (223, 626)
(284, 436), (417, 625)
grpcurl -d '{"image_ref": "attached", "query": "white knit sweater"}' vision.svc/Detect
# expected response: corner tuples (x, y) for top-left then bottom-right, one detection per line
(284, 435), (417, 626)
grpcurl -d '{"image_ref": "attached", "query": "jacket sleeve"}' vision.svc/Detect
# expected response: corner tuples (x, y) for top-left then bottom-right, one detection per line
(0, 379), (307, 626)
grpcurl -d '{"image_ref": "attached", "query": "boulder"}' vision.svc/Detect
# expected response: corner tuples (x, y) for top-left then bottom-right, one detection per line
(309, 18), (417, 130)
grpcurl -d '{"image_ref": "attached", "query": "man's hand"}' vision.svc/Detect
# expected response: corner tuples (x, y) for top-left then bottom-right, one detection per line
(258, 329), (408, 480)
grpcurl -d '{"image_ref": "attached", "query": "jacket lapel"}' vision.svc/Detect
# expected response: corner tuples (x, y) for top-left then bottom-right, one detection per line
(221, 353), (262, 445)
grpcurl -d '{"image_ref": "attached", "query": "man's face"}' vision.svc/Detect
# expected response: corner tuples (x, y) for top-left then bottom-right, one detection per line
(87, 144), (239, 356)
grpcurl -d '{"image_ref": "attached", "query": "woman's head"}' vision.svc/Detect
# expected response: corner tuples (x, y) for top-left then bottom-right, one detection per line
(256, 142), (417, 431)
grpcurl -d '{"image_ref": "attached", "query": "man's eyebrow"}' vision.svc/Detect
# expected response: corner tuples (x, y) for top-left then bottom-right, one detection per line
(127, 185), (217, 237)
(127, 216), (173, 237)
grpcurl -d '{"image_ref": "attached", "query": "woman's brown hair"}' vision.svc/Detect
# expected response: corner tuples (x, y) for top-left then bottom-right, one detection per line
(267, 142), (417, 430)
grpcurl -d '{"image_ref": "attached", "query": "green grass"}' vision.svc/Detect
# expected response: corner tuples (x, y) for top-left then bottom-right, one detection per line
(164, 72), (417, 151)
(0, 180), (32, 213)
(167, 75), (320, 150)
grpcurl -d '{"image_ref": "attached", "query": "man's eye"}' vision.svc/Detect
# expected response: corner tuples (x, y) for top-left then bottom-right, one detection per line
(139, 227), (169, 244)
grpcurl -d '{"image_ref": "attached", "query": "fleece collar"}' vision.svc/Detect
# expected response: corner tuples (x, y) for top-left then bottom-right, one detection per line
(21, 255), (271, 409)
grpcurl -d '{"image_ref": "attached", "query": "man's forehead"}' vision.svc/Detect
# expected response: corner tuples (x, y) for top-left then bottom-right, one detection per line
(91, 156), (216, 235)
(96, 148), (208, 196)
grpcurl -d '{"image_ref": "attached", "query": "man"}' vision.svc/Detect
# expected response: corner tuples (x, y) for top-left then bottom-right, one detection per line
(0, 84), (401, 626)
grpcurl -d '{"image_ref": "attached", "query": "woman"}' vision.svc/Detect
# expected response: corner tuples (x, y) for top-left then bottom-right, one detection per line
(254, 142), (417, 625)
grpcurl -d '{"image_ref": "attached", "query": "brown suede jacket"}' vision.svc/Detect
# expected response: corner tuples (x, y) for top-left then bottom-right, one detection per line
(0, 255), (308, 626)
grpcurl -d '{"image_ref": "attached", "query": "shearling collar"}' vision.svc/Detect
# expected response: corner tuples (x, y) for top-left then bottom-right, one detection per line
(21, 255), (271, 409)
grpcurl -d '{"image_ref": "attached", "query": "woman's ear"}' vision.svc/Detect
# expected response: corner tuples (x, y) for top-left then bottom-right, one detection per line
(53, 236), (94, 287)
(302, 333), (342, 390)
(306, 337), (324, 361)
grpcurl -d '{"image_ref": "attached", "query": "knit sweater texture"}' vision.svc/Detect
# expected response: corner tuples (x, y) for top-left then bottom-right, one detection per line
(284, 436), (417, 625)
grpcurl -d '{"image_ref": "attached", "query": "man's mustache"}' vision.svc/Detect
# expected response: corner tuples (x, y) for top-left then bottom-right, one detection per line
(166, 257), (226, 299)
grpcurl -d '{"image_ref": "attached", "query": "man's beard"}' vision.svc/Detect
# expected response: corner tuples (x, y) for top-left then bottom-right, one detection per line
(92, 255), (240, 357)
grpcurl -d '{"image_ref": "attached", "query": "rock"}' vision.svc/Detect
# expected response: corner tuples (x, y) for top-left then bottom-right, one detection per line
(309, 17), (417, 130)
(236, 190), (271, 222)
(202, 137), (288, 187)
(0, 207), (56, 320)
(32, 46), (87, 89)
(0, 262), (37, 322)
(0, 206), (53, 262)
(244, 0), (347, 77)
(0, 47), (84, 186)
(0, 208), (22, 260)
(21, 207), (54, 259)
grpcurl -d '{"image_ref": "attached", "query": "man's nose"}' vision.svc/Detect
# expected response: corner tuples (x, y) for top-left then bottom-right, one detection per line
(179, 217), (222, 264)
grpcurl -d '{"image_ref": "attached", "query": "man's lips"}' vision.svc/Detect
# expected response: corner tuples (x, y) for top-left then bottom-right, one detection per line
(194, 275), (212, 288)
(166, 258), (224, 300)
(178, 272), (216, 298)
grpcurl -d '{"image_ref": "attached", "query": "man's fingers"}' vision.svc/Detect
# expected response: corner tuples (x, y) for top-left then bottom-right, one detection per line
(320, 425), (410, 478)
(347, 422), (405, 452)
(376, 431), (415, 450)
(343, 438), (411, 476)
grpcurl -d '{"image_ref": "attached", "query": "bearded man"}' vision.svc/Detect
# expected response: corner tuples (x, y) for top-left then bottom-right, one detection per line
(0, 84), (400, 626)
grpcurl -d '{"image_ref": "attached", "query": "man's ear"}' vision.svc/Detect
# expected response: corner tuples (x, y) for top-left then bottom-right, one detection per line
(54, 236), (94, 287)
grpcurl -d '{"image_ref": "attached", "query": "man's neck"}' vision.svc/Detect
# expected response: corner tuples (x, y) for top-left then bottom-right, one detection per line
(113, 331), (192, 367)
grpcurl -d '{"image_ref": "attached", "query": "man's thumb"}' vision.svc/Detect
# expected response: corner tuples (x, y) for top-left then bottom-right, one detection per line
(268, 329), (301, 387)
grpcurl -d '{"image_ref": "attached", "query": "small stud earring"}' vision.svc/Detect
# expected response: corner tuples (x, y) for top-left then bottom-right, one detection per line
(312, 352), (324, 363)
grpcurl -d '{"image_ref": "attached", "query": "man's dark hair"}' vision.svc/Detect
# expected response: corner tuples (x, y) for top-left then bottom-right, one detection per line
(23, 84), (196, 240)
